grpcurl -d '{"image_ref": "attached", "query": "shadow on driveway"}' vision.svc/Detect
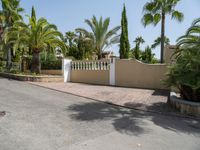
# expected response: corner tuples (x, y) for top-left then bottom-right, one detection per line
(67, 101), (200, 136)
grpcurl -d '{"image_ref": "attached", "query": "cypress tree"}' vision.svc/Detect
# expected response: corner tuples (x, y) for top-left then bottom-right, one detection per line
(31, 6), (36, 20)
(119, 4), (130, 59)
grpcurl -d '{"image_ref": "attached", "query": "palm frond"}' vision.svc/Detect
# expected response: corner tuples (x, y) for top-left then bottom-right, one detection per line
(171, 10), (184, 22)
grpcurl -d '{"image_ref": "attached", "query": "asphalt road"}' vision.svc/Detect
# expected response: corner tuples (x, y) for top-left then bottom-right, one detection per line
(0, 77), (200, 150)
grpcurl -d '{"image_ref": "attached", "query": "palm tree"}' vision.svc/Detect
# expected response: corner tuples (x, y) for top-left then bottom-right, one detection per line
(177, 18), (200, 50)
(133, 36), (145, 59)
(76, 16), (120, 59)
(4, 7), (66, 73)
(142, 0), (184, 63)
(65, 31), (77, 48)
(0, 0), (24, 68)
(151, 36), (170, 49)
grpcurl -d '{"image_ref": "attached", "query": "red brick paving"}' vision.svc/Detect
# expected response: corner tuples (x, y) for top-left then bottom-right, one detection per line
(29, 82), (172, 113)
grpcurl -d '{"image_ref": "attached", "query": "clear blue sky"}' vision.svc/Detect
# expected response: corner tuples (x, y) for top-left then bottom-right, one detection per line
(20, 0), (200, 58)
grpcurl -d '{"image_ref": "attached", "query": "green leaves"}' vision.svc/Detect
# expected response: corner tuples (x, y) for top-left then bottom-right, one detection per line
(153, 13), (161, 25)
(171, 10), (184, 22)
(142, 13), (154, 27)
(142, 0), (184, 27)
(144, 2), (157, 12)
(151, 36), (170, 49)
(76, 15), (120, 59)
(177, 18), (200, 49)
(5, 8), (66, 57)
(166, 18), (200, 101)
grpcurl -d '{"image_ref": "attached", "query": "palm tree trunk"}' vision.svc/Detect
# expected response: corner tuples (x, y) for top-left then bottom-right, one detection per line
(97, 53), (102, 60)
(135, 44), (140, 59)
(31, 49), (41, 74)
(21, 48), (25, 72)
(160, 12), (165, 64)
(6, 48), (12, 69)
(97, 49), (102, 60)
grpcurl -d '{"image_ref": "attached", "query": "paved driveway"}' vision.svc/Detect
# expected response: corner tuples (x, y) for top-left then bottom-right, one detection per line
(30, 82), (171, 114)
(0, 78), (200, 150)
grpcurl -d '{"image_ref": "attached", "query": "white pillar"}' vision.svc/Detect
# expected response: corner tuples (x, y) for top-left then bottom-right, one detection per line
(63, 59), (72, 82)
(109, 58), (116, 86)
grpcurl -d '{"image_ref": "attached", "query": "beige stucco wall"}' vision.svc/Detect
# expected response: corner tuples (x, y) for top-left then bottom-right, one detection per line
(71, 70), (109, 85)
(115, 59), (168, 89)
(164, 45), (176, 64)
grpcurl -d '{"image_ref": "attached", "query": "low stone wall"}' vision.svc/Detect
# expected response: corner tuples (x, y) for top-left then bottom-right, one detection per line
(169, 92), (200, 116)
(41, 70), (62, 75)
(0, 72), (63, 82)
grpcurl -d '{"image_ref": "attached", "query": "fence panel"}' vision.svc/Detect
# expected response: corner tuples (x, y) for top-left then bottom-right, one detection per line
(70, 60), (110, 85)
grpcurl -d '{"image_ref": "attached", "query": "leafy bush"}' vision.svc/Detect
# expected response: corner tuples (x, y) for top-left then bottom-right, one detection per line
(165, 18), (200, 102)
(41, 52), (62, 70)
(41, 59), (62, 70)
(0, 61), (6, 72)
(0, 61), (6, 67)
(12, 51), (21, 62)
(165, 49), (200, 102)
(9, 68), (21, 74)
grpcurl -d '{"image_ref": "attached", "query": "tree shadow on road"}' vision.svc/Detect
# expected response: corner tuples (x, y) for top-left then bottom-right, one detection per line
(68, 101), (200, 137)
(125, 101), (200, 136)
(68, 102), (149, 136)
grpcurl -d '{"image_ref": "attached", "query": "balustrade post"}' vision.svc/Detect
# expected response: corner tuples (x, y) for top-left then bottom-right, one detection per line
(109, 58), (116, 86)
(63, 59), (72, 82)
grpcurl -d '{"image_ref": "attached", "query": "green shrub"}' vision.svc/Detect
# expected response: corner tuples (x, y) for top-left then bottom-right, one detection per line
(165, 49), (200, 102)
(9, 68), (21, 74)
(0, 61), (6, 72)
(40, 52), (62, 70)
(41, 59), (62, 70)
(165, 18), (200, 102)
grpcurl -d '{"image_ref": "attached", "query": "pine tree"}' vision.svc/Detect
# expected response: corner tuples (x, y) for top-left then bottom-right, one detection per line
(119, 4), (130, 59)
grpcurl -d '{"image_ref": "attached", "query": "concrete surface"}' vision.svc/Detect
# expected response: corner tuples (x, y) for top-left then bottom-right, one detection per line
(0, 77), (200, 150)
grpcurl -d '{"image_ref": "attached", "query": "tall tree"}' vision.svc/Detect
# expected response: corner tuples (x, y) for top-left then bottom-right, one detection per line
(0, 0), (24, 68)
(76, 16), (120, 59)
(65, 31), (76, 48)
(141, 46), (155, 63)
(119, 4), (130, 59)
(142, 0), (184, 63)
(76, 32), (93, 60)
(4, 7), (66, 73)
(151, 36), (170, 49)
(65, 31), (93, 60)
(133, 36), (145, 60)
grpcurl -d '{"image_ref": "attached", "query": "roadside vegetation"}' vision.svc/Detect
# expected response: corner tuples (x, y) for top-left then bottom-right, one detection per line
(0, 0), (185, 75)
(165, 18), (200, 102)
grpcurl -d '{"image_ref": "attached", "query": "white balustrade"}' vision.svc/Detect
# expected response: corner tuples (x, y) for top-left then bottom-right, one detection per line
(71, 60), (110, 71)
(64, 58), (116, 85)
